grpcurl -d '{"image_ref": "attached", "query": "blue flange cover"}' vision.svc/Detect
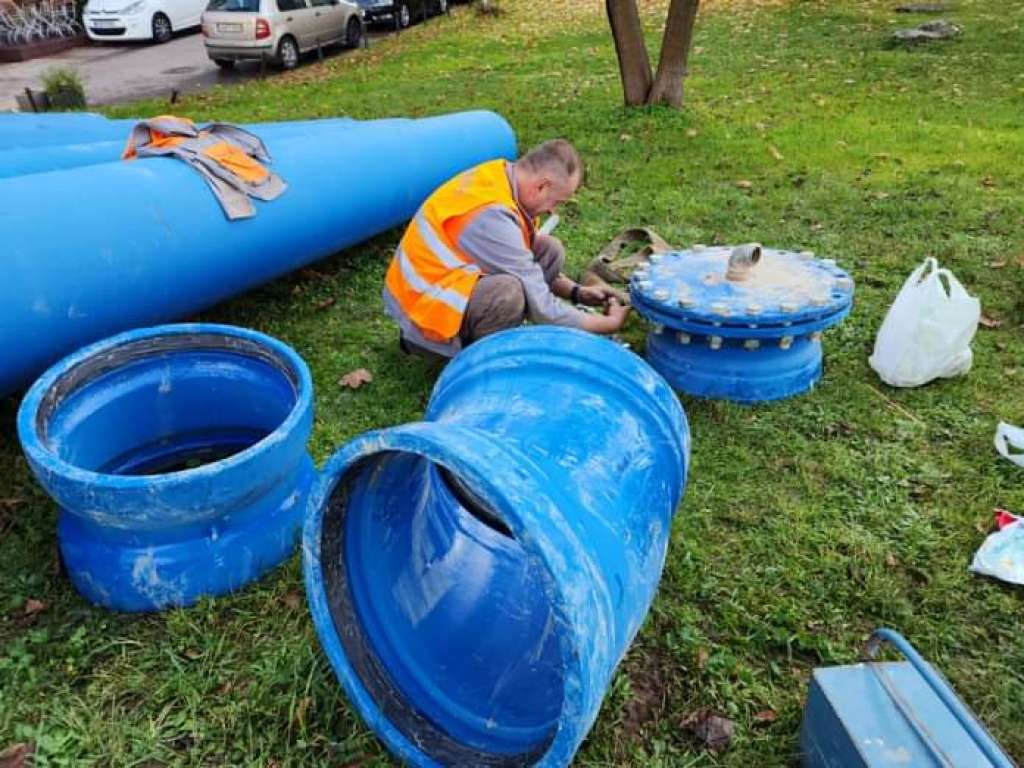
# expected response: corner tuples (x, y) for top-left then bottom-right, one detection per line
(629, 245), (854, 403)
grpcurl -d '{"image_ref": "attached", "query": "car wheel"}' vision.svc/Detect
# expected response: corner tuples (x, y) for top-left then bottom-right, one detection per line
(344, 16), (361, 48)
(396, 1), (410, 28)
(213, 58), (235, 69)
(277, 35), (299, 70)
(151, 12), (172, 43)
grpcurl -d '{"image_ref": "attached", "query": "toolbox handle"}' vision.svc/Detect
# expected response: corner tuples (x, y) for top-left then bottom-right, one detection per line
(865, 628), (1015, 768)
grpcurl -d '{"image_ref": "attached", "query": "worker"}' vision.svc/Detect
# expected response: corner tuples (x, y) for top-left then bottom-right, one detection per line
(383, 139), (630, 359)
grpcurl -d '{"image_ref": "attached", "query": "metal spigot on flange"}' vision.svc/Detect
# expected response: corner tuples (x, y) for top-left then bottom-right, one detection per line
(726, 243), (762, 282)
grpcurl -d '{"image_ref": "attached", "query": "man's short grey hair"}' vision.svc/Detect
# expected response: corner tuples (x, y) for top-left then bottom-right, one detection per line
(518, 139), (583, 183)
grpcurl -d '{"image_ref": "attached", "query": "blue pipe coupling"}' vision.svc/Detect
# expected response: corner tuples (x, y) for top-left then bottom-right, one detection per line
(303, 326), (690, 767)
(17, 324), (315, 612)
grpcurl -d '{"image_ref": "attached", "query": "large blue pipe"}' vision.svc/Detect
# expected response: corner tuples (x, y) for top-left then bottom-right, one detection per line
(304, 326), (690, 767)
(0, 115), (366, 178)
(0, 110), (517, 396)
(0, 112), (138, 149)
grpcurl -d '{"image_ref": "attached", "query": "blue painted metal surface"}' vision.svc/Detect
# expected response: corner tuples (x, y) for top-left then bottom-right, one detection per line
(0, 110), (516, 396)
(303, 326), (690, 767)
(799, 628), (1015, 767)
(0, 115), (362, 178)
(629, 245), (855, 403)
(17, 323), (315, 612)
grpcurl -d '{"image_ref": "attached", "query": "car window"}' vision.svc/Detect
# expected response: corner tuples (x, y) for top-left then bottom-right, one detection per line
(309, 0), (334, 6)
(276, 0), (306, 10)
(206, 0), (260, 11)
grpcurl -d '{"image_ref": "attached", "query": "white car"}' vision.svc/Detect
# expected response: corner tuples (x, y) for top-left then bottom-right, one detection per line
(84, 0), (206, 42)
(202, 0), (362, 70)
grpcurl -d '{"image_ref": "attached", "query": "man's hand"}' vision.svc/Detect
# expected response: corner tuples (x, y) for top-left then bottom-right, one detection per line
(577, 285), (613, 306)
(580, 296), (630, 335)
(603, 297), (630, 329)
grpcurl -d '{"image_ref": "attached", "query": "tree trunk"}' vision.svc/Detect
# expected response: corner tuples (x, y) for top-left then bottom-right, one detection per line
(606, 0), (653, 107)
(646, 0), (700, 107)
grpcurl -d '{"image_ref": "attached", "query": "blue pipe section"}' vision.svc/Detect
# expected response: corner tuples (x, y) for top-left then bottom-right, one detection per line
(0, 112), (138, 149)
(303, 326), (690, 767)
(0, 115), (362, 178)
(0, 110), (517, 396)
(17, 323), (315, 612)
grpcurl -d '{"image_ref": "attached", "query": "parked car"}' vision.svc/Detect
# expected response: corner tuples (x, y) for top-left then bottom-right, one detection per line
(354, 0), (444, 30)
(83, 0), (205, 42)
(202, 0), (362, 70)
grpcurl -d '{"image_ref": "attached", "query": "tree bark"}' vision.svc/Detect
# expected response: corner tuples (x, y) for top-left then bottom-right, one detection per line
(606, 0), (653, 107)
(646, 0), (700, 107)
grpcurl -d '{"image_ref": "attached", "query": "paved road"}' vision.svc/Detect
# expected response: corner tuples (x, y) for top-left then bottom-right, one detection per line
(0, 28), (377, 111)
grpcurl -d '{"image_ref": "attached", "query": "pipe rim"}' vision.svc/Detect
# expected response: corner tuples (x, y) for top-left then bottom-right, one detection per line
(17, 322), (313, 490)
(303, 423), (595, 768)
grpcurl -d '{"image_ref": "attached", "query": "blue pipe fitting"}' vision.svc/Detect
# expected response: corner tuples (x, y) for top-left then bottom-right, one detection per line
(630, 245), (854, 403)
(303, 326), (690, 767)
(17, 323), (315, 612)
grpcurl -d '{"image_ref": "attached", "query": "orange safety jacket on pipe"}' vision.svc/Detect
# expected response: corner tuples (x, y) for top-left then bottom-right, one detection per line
(384, 159), (533, 343)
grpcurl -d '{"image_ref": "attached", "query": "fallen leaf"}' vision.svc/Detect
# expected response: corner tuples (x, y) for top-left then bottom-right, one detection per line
(980, 313), (1003, 329)
(0, 743), (34, 768)
(284, 590), (303, 610)
(874, 152), (890, 161)
(989, 260), (1007, 268)
(183, 647), (203, 660)
(980, 175), (996, 188)
(754, 122), (767, 132)
(339, 368), (373, 389)
(873, 191), (890, 200)
(315, 297), (336, 310)
(685, 128), (698, 138)
(23, 599), (45, 617)
(696, 648), (709, 670)
(682, 709), (734, 753)
(619, 133), (633, 141)
(735, 180), (754, 190)
(886, 552), (898, 568)
(768, 144), (784, 161)
(214, 680), (233, 696)
(753, 709), (778, 724)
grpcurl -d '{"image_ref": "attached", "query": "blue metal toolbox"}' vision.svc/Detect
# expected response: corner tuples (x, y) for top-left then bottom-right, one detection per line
(799, 628), (1015, 767)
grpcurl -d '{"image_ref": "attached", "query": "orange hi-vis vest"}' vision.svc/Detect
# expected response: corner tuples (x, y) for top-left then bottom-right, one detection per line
(385, 159), (533, 342)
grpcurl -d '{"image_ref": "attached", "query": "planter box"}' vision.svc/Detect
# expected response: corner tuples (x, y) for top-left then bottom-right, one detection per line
(0, 33), (86, 64)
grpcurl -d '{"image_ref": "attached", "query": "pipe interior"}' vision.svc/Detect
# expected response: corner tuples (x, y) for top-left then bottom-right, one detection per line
(322, 451), (566, 766)
(38, 334), (299, 476)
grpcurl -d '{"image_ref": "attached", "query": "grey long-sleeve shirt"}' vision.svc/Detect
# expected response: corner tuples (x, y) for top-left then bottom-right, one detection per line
(384, 164), (585, 357)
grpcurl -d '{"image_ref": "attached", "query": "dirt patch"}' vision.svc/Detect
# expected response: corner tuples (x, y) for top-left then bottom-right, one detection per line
(619, 644), (677, 738)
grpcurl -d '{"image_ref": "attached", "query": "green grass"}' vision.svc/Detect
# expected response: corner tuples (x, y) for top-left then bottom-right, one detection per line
(4, 0), (1024, 764)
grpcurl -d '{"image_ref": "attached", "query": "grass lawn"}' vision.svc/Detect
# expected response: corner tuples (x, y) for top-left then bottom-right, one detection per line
(3, 0), (1024, 764)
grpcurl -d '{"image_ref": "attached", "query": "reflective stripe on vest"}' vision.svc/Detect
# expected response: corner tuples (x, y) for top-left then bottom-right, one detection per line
(385, 158), (530, 342)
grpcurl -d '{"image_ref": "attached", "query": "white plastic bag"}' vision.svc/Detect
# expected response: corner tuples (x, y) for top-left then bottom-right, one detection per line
(971, 514), (1024, 586)
(868, 257), (981, 387)
(995, 422), (1024, 468)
